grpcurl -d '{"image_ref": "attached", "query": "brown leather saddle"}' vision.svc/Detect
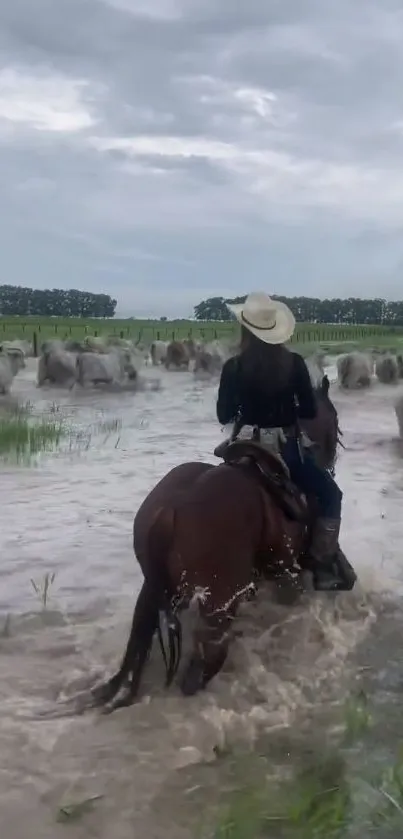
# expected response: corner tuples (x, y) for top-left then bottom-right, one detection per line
(214, 438), (308, 522)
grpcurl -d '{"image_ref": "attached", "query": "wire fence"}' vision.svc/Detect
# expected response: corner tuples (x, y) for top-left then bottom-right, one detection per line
(1, 319), (403, 353)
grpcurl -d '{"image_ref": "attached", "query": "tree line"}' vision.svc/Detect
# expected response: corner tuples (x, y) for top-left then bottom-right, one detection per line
(0, 285), (117, 318)
(194, 296), (403, 326)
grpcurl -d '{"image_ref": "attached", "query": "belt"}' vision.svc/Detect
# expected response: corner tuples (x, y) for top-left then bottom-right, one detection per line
(255, 424), (297, 437)
(238, 424), (298, 441)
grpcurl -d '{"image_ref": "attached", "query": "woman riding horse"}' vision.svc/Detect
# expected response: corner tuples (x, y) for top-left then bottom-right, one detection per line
(88, 294), (356, 711)
(217, 291), (353, 592)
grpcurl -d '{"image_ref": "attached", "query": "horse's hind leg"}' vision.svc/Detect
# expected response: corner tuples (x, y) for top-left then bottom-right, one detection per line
(91, 580), (158, 709)
(179, 606), (233, 697)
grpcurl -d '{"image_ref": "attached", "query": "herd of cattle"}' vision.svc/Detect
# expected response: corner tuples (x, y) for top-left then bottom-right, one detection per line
(0, 334), (237, 394)
(2, 337), (403, 435)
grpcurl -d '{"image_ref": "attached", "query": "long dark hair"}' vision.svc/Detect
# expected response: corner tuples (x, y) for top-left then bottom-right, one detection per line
(238, 326), (294, 395)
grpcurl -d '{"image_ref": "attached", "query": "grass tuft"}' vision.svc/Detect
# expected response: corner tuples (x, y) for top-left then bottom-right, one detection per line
(370, 747), (403, 828)
(31, 572), (56, 609)
(211, 753), (351, 839)
(0, 408), (64, 463)
(208, 697), (403, 838)
(0, 613), (11, 638)
(343, 691), (372, 743)
(0, 405), (123, 463)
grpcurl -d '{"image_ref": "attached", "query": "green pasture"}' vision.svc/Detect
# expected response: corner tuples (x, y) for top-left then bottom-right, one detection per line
(2, 316), (403, 353)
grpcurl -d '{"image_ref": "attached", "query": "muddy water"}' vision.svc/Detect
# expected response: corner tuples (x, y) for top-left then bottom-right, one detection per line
(1, 360), (403, 837)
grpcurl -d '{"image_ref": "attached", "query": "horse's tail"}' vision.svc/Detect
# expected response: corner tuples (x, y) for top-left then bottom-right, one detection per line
(92, 506), (180, 708)
(149, 506), (182, 686)
(122, 506), (181, 688)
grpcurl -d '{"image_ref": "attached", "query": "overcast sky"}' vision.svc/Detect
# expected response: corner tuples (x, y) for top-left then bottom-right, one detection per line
(1, 0), (403, 317)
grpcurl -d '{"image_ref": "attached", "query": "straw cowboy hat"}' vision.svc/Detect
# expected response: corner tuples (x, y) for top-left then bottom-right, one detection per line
(226, 291), (295, 345)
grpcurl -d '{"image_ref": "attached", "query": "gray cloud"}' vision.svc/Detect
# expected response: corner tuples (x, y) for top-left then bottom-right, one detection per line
(0, 0), (403, 315)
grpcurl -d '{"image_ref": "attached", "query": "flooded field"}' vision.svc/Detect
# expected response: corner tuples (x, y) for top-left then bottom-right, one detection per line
(1, 358), (403, 837)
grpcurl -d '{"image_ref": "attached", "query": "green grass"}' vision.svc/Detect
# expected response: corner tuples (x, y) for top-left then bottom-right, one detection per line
(204, 695), (403, 838)
(2, 315), (403, 348)
(0, 405), (124, 464)
(0, 407), (65, 463)
(210, 754), (352, 839)
(209, 751), (403, 838)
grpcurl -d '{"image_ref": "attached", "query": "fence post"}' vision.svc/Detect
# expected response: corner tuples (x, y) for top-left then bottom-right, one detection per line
(120, 330), (124, 339)
(33, 332), (38, 357)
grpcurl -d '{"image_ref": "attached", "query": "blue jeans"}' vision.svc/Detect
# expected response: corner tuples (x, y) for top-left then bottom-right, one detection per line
(281, 437), (342, 519)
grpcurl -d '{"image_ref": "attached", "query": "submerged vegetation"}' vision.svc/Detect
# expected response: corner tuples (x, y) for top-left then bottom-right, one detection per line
(206, 694), (403, 838)
(0, 405), (64, 463)
(211, 754), (352, 838)
(31, 571), (56, 610)
(0, 403), (123, 464)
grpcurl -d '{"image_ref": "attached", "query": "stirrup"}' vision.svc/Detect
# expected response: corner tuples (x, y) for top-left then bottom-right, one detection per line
(313, 552), (356, 592)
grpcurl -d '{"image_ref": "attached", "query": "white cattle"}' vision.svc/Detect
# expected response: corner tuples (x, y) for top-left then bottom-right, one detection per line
(337, 352), (373, 389)
(84, 335), (109, 354)
(107, 336), (134, 351)
(37, 347), (78, 388)
(194, 340), (226, 376)
(375, 354), (399, 384)
(76, 349), (138, 387)
(0, 345), (25, 394)
(1, 339), (31, 357)
(151, 340), (168, 366)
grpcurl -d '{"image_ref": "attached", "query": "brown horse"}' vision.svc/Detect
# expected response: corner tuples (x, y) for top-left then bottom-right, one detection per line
(91, 378), (351, 712)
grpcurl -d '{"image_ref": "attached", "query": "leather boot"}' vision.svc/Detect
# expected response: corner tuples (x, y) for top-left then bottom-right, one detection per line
(309, 518), (357, 592)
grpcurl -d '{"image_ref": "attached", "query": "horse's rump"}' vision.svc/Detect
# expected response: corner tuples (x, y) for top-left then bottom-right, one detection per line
(134, 459), (302, 598)
(133, 461), (213, 570)
(133, 460), (267, 610)
(165, 465), (266, 595)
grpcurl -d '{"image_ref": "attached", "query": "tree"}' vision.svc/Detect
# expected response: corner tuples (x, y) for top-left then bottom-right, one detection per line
(0, 285), (117, 318)
(194, 297), (232, 321)
(193, 295), (403, 326)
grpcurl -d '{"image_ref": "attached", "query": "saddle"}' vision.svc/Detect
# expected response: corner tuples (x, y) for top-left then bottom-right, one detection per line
(214, 438), (308, 522)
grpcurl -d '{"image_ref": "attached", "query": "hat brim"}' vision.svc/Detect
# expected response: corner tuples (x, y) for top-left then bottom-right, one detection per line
(227, 300), (295, 345)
